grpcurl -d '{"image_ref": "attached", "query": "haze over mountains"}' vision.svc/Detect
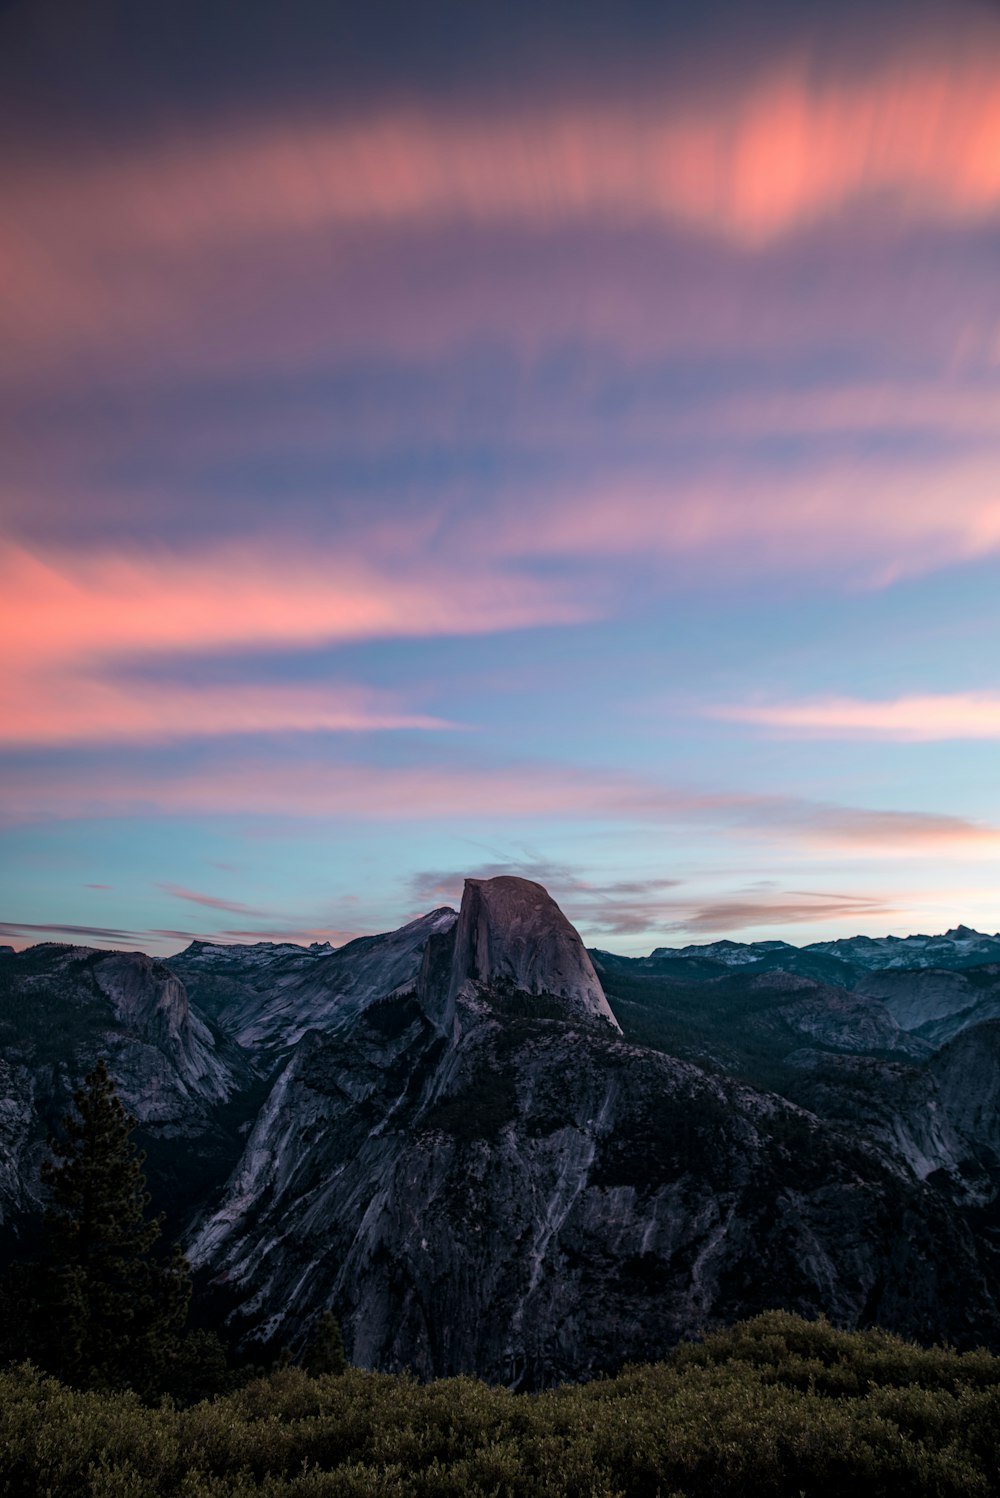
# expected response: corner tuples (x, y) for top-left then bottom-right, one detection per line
(3, 877), (1000, 1386)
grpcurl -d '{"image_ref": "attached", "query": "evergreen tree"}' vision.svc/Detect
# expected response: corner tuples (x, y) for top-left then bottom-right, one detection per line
(302, 1309), (347, 1376)
(40, 1059), (191, 1394)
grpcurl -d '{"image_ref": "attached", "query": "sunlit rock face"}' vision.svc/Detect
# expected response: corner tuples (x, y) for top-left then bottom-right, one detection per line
(0, 945), (245, 1120)
(442, 876), (620, 1034)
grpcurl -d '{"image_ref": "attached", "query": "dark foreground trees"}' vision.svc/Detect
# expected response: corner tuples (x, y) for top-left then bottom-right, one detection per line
(303, 1310), (347, 1377)
(38, 1059), (192, 1395)
(1, 1059), (347, 1402)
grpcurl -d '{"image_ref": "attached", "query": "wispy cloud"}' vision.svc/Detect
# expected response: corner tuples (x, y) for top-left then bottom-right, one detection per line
(156, 883), (270, 917)
(4, 752), (992, 860)
(0, 920), (144, 946)
(6, 38), (1000, 307)
(409, 859), (683, 935)
(148, 925), (359, 948)
(0, 540), (584, 747)
(484, 453), (1000, 588)
(3, 30), (1000, 385)
(2, 541), (585, 671)
(661, 891), (900, 936)
(1, 677), (458, 748)
(709, 692), (1000, 741)
(0, 918), (363, 954)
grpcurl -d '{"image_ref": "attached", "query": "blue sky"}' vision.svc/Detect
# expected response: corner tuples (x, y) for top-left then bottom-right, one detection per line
(2, 0), (999, 954)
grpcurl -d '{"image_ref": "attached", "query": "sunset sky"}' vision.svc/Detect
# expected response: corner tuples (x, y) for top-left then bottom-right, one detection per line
(2, 0), (999, 955)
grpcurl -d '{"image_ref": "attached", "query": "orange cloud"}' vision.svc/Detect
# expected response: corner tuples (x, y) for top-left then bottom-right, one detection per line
(0, 677), (456, 747)
(0, 540), (587, 746)
(709, 692), (1000, 741)
(666, 894), (901, 935)
(781, 806), (1000, 858)
(0, 542), (583, 672)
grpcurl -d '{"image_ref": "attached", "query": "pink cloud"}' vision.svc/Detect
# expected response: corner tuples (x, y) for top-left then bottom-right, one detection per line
(709, 692), (1000, 741)
(759, 804), (1000, 858)
(481, 453), (1000, 587)
(0, 920), (143, 948)
(3, 32), (1000, 374)
(1, 541), (585, 672)
(0, 539), (587, 746)
(0, 677), (458, 747)
(1, 755), (996, 858)
(9, 46), (1000, 249)
(664, 893), (900, 935)
(156, 884), (270, 916)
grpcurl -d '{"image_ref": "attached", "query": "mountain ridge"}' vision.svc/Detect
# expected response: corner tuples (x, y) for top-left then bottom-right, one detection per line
(5, 883), (1000, 1384)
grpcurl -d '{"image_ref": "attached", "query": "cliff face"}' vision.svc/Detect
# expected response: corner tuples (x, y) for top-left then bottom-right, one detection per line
(169, 910), (458, 1055)
(186, 879), (1000, 1382)
(0, 944), (257, 1235)
(9, 884), (1000, 1383)
(441, 877), (620, 1035)
(856, 966), (1000, 1047)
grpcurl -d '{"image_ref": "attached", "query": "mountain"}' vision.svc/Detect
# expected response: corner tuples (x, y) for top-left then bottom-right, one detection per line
(807, 926), (1000, 971)
(854, 965), (1000, 1048)
(6, 887), (1000, 1385)
(0, 942), (260, 1241)
(623, 927), (1000, 987)
(184, 880), (1000, 1380)
(169, 910), (457, 1056)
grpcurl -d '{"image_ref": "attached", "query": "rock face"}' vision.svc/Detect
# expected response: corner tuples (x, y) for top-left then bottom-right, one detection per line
(185, 879), (1000, 1381)
(856, 966), (1000, 1047)
(444, 877), (619, 1034)
(169, 911), (458, 1055)
(0, 944), (258, 1237)
(9, 882), (1000, 1383)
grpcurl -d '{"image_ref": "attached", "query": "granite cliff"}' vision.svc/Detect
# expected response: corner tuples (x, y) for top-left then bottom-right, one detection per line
(4, 882), (1000, 1383)
(0, 942), (258, 1239)
(185, 879), (1000, 1381)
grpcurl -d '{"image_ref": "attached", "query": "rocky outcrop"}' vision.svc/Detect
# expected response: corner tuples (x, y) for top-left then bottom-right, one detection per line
(0, 1060), (41, 1229)
(808, 927), (1000, 972)
(0, 943), (258, 1239)
(856, 967), (1000, 1047)
(185, 882), (1000, 1382)
(170, 910), (457, 1055)
(189, 968), (1000, 1381)
(749, 972), (924, 1057)
(930, 1020), (1000, 1162)
(10, 885), (1000, 1382)
(443, 877), (619, 1034)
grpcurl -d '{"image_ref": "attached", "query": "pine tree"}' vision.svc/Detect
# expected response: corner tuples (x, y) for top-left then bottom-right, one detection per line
(40, 1059), (191, 1393)
(302, 1309), (347, 1376)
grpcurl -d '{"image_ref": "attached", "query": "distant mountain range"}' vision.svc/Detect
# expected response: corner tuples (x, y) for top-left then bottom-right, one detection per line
(3, 890), (1000, 1386)
(598, 924), (1000, 978)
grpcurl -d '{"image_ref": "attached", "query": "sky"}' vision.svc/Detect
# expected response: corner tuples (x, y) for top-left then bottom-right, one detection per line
(2, 0), (1000, 957)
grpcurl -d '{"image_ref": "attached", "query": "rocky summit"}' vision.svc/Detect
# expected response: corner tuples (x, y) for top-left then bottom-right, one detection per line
(4, 879), (1000, 1384)
(444, 876), (620, 1034)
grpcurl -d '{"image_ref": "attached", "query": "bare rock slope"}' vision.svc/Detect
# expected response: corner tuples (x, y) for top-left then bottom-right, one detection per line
(187, 878), (1000, 1383)
(0, 943), (257, 1236)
